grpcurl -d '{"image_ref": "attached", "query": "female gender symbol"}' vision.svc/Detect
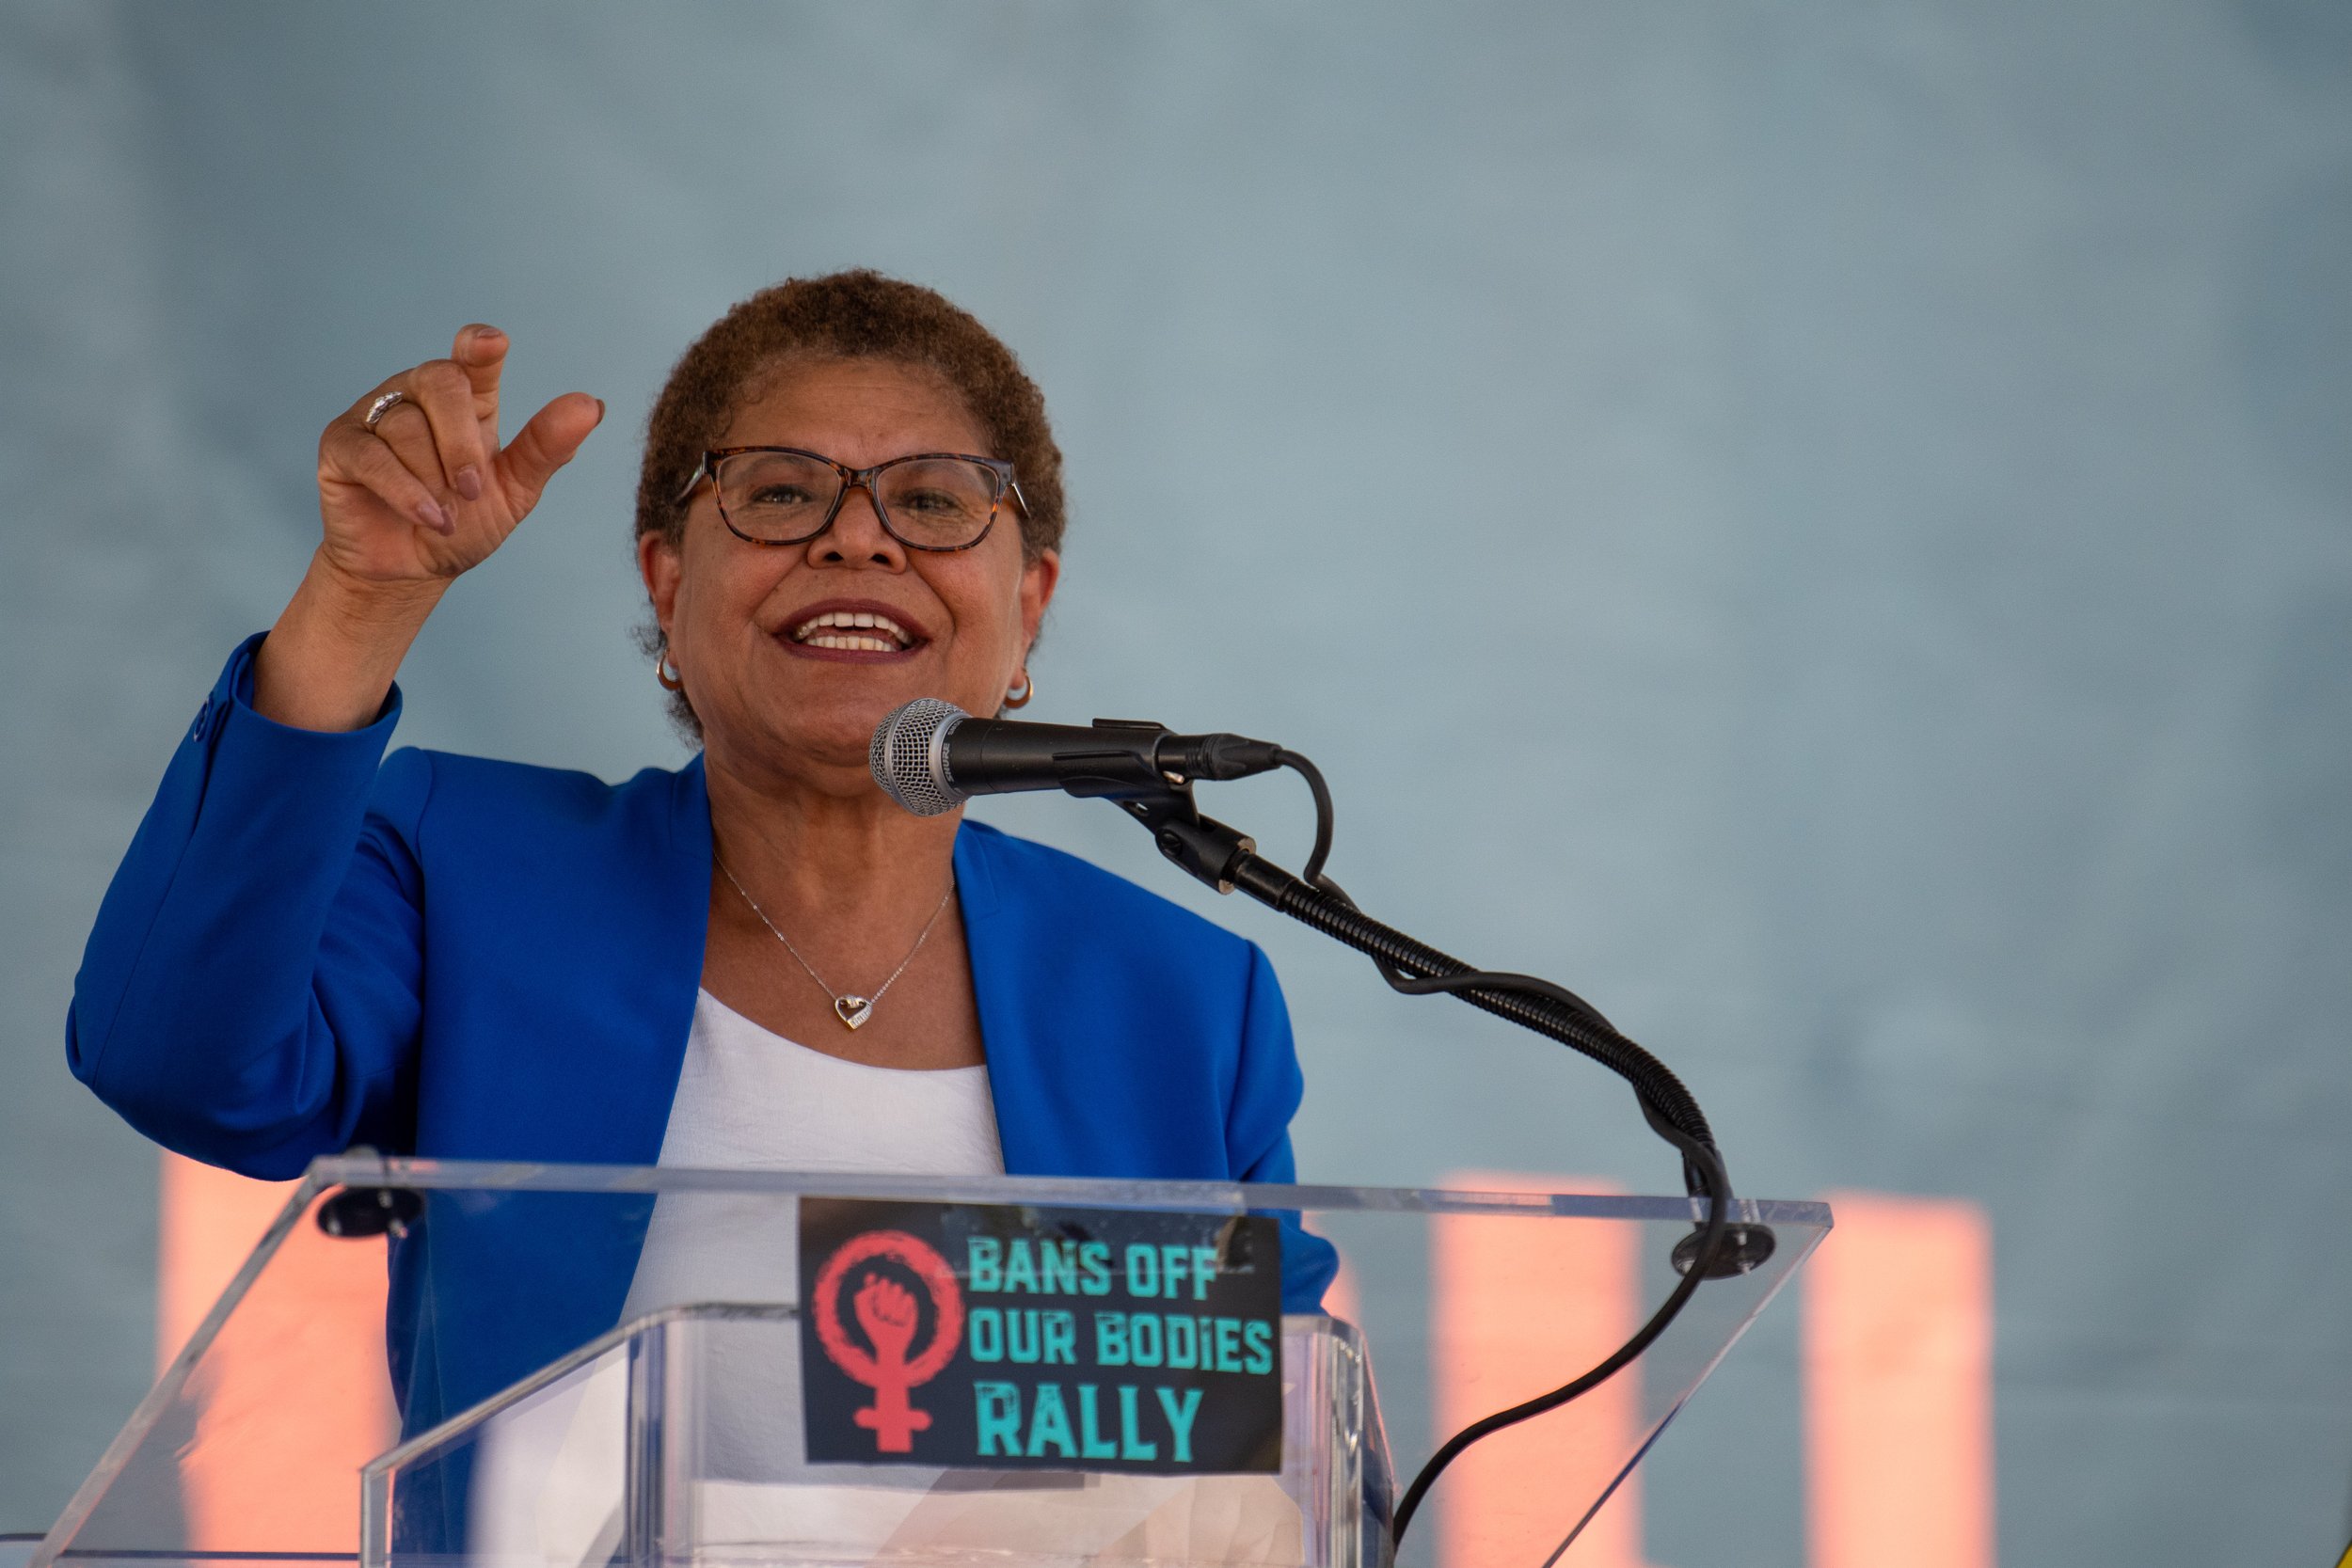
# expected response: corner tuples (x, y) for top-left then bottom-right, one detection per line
(810, 1229), (966, 1453)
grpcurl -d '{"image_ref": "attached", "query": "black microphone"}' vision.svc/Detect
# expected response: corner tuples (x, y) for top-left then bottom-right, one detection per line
(869, 698), (1283, 816)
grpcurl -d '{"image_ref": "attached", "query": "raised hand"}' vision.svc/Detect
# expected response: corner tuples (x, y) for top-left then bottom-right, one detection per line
(254, 326), (605, 731)
(316, 325), (604, 586)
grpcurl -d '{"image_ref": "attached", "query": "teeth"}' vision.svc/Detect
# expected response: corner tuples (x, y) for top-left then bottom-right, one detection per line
(792, 609), (913, 647)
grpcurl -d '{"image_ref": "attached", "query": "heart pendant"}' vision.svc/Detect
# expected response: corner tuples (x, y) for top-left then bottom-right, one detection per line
(834, 995), (873, 1030)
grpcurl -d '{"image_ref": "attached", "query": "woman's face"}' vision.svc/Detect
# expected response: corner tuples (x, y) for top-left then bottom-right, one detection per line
(640, 356), (1059, 794)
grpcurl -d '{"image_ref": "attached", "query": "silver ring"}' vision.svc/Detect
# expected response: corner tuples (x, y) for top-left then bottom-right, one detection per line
(363, 389), (406, 431)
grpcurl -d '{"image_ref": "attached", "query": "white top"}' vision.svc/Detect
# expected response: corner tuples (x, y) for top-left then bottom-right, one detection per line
(623, 989), (1006, 1320)
(652, 987), (1004, 1176)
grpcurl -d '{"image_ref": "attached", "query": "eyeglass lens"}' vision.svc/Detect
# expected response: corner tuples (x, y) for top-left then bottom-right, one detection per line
(714, 451), (1000, 548)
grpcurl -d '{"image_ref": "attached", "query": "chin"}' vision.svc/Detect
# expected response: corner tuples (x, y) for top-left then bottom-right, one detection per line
(755, 686), (920, 771)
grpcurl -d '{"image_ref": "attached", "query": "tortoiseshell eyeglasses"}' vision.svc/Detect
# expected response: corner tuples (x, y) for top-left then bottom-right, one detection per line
(674, 447), (1025, 553)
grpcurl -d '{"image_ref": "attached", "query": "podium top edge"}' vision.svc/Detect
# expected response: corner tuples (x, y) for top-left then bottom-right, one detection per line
(303, 1155), (1834, 1227)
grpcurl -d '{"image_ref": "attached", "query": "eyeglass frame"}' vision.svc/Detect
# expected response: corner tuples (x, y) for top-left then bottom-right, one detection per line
(673, 445), (1028, 554)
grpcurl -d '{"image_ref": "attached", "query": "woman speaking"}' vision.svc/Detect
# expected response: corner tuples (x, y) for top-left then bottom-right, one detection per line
(68, 271), (1334, 1443)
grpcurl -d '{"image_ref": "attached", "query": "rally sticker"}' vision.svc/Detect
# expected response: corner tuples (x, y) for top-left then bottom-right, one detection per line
(799, 1197), (1284, 1474)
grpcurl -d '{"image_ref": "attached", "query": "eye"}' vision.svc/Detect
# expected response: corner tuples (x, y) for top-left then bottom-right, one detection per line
(745, 483), (823, 508)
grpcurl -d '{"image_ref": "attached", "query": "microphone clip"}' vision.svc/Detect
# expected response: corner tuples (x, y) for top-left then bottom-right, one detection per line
(1082, 720), (1276, 895)
(1114, 784), (1258, 896)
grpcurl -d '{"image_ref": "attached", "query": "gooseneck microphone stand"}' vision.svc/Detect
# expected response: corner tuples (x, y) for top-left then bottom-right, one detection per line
(1099, 750), (1767, 1546)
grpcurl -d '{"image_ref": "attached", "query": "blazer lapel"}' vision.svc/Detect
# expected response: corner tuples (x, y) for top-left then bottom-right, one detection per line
(613, 752), (712, 1164)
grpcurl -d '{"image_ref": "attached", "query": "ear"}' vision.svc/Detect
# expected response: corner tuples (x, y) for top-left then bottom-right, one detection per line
(1018, 548), (1060, 655)
(638, 528), (683, 641)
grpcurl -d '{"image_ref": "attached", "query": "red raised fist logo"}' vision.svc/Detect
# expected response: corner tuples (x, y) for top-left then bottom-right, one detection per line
(811, 1230), (964, 1453)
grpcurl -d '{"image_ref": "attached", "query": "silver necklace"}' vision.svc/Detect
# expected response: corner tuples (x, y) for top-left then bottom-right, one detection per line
(716, 858), (955, 1031)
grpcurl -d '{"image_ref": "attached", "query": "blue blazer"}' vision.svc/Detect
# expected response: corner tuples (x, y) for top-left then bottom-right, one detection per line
(71, 635), (1335, 1439)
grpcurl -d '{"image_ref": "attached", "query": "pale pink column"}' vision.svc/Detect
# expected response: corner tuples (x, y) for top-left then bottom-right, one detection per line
(1804, 1190), (1994, 1568)
(1432, 1172), (1655, 1568)
(1324, 1250), (1362, 1328)
(159, 1151), (396, 1552)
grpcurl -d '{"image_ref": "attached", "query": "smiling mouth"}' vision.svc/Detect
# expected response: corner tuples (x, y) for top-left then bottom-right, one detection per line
(788, 609), (918, 653)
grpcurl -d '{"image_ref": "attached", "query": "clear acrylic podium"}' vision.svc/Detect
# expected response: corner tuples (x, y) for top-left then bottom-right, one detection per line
(39, 1156), (1827, 1568)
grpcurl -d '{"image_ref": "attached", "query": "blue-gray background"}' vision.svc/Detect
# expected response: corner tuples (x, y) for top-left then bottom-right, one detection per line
(4, 2), (2348, 1561)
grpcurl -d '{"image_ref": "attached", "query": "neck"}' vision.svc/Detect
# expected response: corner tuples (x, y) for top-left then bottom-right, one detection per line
(703, 742), (961, 931)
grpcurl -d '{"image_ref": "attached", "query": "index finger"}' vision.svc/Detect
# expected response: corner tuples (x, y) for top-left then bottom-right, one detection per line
(451, 323), (508, 436)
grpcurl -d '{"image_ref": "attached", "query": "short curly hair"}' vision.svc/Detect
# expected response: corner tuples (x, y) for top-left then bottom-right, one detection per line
(635, 270), (1065, 560)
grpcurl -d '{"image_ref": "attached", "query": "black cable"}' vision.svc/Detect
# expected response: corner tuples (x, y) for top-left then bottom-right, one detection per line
(1233, 861), (1734, 1540)
(1312, 873), (1622, 1053)
(1276, 750), (1335, 888)
(1270, 753), (1710, 1151)
(1245, 748), (1737, 1548)
(1229, 857), (1716, 1158)
(1392, 1145), (1727, 1542)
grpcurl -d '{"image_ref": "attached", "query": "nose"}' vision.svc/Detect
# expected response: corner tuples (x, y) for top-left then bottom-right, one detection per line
(807, 481), (905, 570)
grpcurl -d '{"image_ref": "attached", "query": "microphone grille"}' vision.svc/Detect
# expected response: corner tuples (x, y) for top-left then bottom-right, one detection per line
(869, 697), (968, 816)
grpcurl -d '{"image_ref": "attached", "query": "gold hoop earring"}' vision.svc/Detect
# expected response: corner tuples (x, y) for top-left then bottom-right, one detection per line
(1002, 670), (1034, 710)
(656, 647), (685, 692)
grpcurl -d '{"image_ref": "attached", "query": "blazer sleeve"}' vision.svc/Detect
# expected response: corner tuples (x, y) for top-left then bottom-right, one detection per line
(67, 634), (428, 1179)
(1227, 941), (1342, 1313)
